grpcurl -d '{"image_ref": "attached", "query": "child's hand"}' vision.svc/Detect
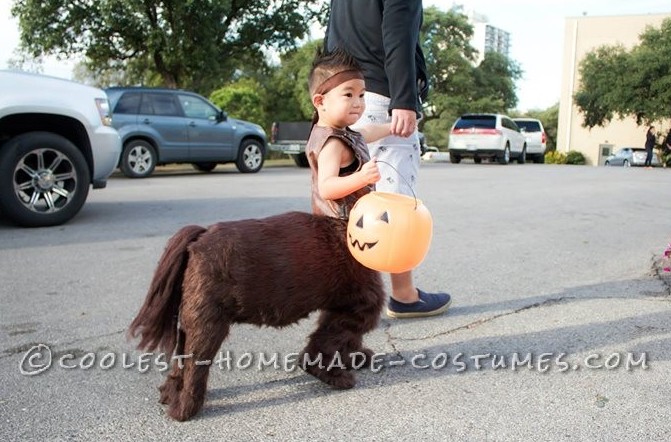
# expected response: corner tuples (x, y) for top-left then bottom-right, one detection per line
(359, 157), (381, 184)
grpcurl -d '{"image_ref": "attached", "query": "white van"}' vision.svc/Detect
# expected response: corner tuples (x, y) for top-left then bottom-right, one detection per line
(448, 113), (526, 165)
(513, 118), (547, 163)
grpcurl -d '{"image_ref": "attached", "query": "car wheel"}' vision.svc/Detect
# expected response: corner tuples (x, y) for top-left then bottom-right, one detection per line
(120, 140), (157, 178)
(193, 162), (217, 172)
(0, 131), (90, 227)
(605, 161), (610, 166)
(449, 153), (461, 164)
(517, 147), (526, 164)
(236, 139), (265, 173)
(623, 159), (630, 167)
(498, 145), (510, 165)
(534, 153), (545, 164)
(473, 157), (482, 164)
(293, 152), (310, 168)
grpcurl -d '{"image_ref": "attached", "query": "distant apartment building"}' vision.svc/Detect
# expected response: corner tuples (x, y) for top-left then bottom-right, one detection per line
(558, 13), (671, 166)
(472, 22), (510, 64)
(451, 5), (510, 64)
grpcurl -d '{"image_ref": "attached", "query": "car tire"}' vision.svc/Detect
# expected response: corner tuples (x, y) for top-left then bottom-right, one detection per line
(517, 147), (526, 164)
(623, 159), (630, 167)
(293, 152), (310, 168)
(193, 162), (217, 172)
(534, 153), (545, 164)
(605, 161), (610, 166)
(236, 139), (265, 173)
(120, 140), (157, 178)
(449, 153), (461, 164)
(0, 131), (90, 227)
(473, 157), (482, 164)
(498, 145), (511, 165)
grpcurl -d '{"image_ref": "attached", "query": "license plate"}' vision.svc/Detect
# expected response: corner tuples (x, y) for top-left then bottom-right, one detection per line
(270, 143), (303, 154)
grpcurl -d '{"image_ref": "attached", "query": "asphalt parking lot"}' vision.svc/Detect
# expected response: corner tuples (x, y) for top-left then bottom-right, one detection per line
(1, 162), (670, 441)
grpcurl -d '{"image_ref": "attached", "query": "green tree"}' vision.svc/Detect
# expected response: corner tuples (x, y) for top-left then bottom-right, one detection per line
(11, 0), (326, 93)
(264, 40), (323, 125)
(574, 18), (671, 127)
(420, 7), (522, 148)
(420, 7), (477, 148)
(472, 51), (522, 111)
(573, 45), (629, 128)
(210, 79), (267, 128)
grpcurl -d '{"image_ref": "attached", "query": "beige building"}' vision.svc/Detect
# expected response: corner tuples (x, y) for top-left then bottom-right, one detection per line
(558, 13), (671, 165)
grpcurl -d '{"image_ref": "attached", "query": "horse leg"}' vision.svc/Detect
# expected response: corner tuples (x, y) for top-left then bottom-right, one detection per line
(301, 290), (382, 387)
(159, 327), (185, 405)
(300, 311), (356, 389)
(167, 313), (231, 422)
(341, 285), (385, 370)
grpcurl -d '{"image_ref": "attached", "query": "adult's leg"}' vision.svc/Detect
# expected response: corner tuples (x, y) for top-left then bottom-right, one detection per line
(352, 92), (451, 318)
(645, 148), (653, 166)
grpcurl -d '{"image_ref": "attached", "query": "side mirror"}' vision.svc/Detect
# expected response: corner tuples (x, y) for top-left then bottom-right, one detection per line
(217, 110), (228, 122)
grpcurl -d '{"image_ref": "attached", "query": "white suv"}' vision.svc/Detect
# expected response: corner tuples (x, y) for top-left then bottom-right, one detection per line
(0, 71), (121, 227)
(448, 113), (526, 164)
(513, 117), (547, 163)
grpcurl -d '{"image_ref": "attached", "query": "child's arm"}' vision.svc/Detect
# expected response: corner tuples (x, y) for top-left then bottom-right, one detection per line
(317, 138), (380, 201)
(356, 123), (392, 143)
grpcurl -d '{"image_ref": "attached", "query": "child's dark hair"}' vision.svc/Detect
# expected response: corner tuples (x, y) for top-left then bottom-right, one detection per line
(308, 47), (363, 97)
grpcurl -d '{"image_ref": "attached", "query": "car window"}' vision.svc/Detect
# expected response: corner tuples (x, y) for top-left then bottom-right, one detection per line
(114, 92), (141, 114)
(454, 115), (496, 129)
(140, 93), (182, 117)
(502, 117), (519, 132)
(178, 94), (219, 120)
(514, 120), (541, 132)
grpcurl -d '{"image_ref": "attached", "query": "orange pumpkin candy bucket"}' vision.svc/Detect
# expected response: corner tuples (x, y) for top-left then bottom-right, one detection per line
(346, 191), (433, 273)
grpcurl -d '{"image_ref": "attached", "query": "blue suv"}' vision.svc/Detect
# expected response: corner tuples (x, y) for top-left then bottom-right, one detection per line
(106, 87), (267, 178)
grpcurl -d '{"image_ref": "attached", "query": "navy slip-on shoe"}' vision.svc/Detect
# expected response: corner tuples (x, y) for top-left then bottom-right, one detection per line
(386, 290), (452, 319)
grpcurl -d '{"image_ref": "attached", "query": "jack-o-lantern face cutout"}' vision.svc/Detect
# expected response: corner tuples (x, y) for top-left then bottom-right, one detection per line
(347, 191), (433, 273)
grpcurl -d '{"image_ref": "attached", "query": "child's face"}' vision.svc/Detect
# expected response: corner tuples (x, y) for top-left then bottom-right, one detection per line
(317, 78), (366, 128)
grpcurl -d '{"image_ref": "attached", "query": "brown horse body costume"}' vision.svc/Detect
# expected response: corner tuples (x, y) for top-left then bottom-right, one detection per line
(128, 211), (385, 421)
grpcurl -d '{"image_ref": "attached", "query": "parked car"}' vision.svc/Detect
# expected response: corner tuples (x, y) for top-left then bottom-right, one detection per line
(418, 132), (429, 155)
(0, 70), (121, 227)
(106, 87), (267, 178)
(448, 113), (526, 164)
(604, 147), (661, 167)
(512, 117), (546, 163)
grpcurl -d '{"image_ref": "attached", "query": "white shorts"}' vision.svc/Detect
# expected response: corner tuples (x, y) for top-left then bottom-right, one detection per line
(351, 92), (421, 196)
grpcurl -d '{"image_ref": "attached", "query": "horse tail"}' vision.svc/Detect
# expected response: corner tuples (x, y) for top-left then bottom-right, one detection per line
(127, 225), (206, 353)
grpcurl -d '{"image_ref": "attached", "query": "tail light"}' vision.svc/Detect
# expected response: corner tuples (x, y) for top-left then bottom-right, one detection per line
(542, 132), (547, 144)
(451, 128), (502, 135)
(271, 122), (278, 143)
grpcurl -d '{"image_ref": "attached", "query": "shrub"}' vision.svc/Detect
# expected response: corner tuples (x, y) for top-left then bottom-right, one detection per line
(544, 150), (566, 164)
(565, 150), (586, 165)
(209, 79), (266, 127)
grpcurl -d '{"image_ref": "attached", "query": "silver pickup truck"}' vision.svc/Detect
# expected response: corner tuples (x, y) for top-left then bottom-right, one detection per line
(268, 121), (312, 167)
(0, 70), (121, 227)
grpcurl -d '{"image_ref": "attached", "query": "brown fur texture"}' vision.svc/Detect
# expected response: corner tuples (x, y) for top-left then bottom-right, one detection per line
(128, 211), (385, 421)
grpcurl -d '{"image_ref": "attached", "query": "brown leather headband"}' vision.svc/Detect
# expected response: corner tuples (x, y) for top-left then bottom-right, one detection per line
(316, 69), (365, 95)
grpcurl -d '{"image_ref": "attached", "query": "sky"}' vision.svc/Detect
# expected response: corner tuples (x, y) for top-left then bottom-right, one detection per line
(1, 0), (670, 111)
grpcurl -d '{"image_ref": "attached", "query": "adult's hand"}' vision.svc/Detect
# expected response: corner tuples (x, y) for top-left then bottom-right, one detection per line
(390, 109), (416, 138)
